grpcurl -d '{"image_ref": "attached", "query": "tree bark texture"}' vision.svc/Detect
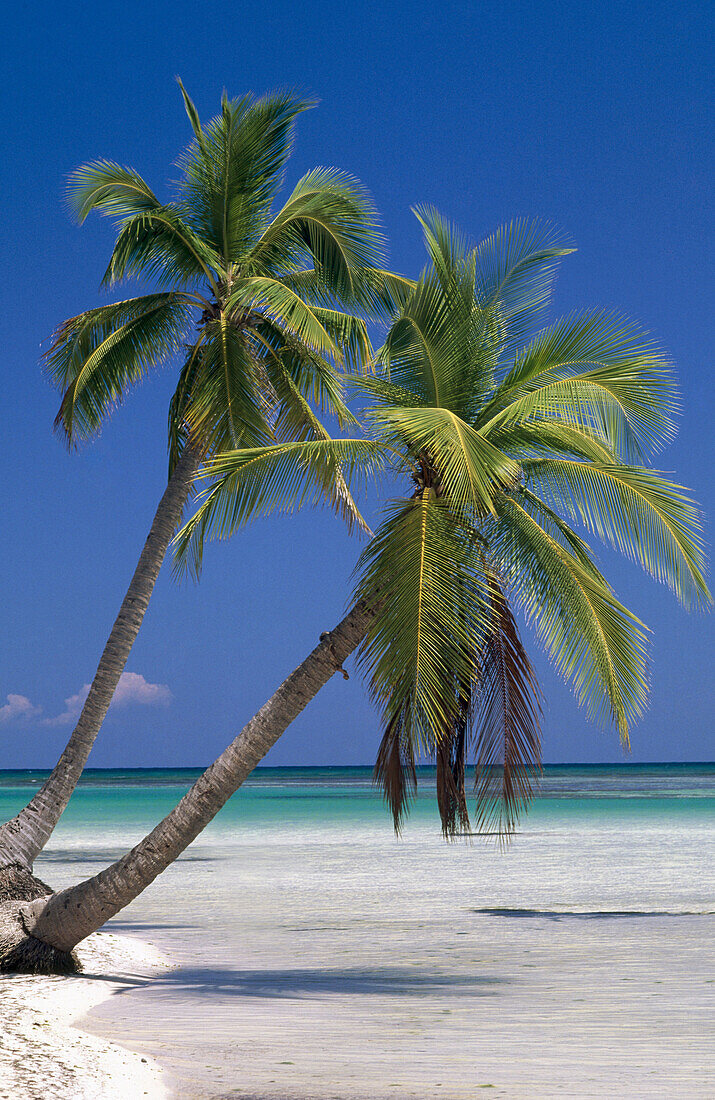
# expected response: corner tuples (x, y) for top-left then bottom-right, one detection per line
(19, 598), (375, 953)
(0, 447), (201, 873)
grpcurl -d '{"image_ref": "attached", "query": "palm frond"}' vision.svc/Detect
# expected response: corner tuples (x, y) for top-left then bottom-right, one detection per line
(379, 271), (492, 412)
(489, 496), (650, 742)
(167, 338), (207, 475)
(367, 406), (520, 515)
(249, 168), (385, 299)
(174, 438), (385, 578)
(479, 311), (678, 459)
(309, 308), (372, 372)
(472, 576), (542, 839)
(486, 420), (617, 463)
(183, 317), (273, 451)
(262, 347), (356, 441)
(102, 207), (222, 290)
(435, 711), (471, 839)
(281, 267), (416, 323)
(513, 488), (608, 582)
(176, 78), (205, 146)
(471, 218), (574, 357)
(177, 89), (316, 259)
(68, 161), (160, 224)
(354, 496), (489, 754)
(373, 712), (417, 836)
(257, 327), (357, 429)
(348, 373), (429, 411)
(523, 459), (710, 608)
(45, 294), (194, 443)
(228, 278), (338, 357)
(413, 205), (471, 288)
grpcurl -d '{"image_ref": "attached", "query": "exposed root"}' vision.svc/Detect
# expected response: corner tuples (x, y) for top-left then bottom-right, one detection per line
(0, 901), (80, 974)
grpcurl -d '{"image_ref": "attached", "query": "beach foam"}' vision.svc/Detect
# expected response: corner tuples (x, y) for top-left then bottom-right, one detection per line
(0, 930), (171, 1099)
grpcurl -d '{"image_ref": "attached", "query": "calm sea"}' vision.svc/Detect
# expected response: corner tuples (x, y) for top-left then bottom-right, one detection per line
(2, 764), (714, 1098)
(1, 762), (713, 834)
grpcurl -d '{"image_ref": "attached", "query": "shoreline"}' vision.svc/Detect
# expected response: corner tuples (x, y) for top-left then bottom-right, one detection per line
(0, 931), (171, 1100)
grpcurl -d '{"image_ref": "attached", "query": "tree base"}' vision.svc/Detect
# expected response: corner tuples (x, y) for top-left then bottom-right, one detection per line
(0, 864), (53, 904)
(0, 901), (80, 974)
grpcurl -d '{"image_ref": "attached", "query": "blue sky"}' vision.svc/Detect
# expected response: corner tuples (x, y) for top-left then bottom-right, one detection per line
(2, 0), (713, 767)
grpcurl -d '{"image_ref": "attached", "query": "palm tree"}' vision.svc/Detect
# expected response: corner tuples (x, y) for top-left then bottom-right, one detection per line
(0, 83), (408, 897)
(176, 209), (710, 837)
(0, 212), (706, 974)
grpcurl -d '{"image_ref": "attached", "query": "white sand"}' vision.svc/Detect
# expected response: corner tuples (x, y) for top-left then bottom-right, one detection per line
(0, 931), (172, 1100)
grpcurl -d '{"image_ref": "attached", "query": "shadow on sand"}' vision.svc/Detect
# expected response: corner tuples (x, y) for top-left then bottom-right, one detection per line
(472, 907), (707, 920)
(84, 963), (506, 999)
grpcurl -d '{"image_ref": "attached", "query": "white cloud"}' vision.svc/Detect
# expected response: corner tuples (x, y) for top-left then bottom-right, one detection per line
(112, 671), (172, 707)
(0, 694), (43, 724)
(44, 672), (172, 727)
(43, 686), (89, 727)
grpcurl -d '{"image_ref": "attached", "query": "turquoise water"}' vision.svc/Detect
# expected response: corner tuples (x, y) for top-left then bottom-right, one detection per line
(3, 764), (714, 1097)
(1, 763), (713, 837)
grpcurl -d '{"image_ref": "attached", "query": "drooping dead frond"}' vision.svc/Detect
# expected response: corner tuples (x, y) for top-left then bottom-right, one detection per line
(473, 577), (543, 840)
(435, 691), (472, 838)
(373, 712), (417, 835)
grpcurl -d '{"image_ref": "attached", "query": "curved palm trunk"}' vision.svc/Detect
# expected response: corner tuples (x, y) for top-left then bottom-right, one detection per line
(4, 598), (374, 967)
(0, 447), (201, 874)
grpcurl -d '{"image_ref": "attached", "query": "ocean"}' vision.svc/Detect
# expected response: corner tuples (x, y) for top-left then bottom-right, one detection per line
(1, 764), (713, 1098)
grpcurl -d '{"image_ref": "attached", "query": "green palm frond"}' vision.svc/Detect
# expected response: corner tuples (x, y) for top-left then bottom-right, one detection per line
(490, 496), (650, 742)
(174, 438), (385, 578)
(46, 294), (194, 443)
(348, 373), (429, 410)
(366, 406), (520, 514)
(227, 278), (338, 357)
(183, 317), (273, 451)
(513, 488), (608, 582)
(486, 420), (617, 463)
(380, 270), (490, 412)
(471, 217), (574, 357)
(176, 78), (205, 146)
(523, 459), (710, 608)
(354, 496), (490, 753)
(309, 308), (372, 372)
(102, 207), (222, 290)
(263, 350), (356, 444)
(479, 311), (678, 459)
(249, 168), (385, 297)
(167, 338), (207, 475)
(246, 315), (356, 426)
(177, 89), (317, 259)
(413, 206), (471, 288)
(68, 161), (161, 224)
(282, 267), (416, 323)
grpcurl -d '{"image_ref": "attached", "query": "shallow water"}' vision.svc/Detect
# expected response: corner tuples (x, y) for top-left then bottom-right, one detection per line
(3, 765), (714, 1098)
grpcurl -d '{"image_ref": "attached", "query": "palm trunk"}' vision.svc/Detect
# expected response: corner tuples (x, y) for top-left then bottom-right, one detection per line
(0, 447), (201, 876)
(2, 598), (374, 969)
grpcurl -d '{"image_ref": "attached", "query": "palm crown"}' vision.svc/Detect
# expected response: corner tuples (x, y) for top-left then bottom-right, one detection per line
(45, 82), (410, 521)
(177, 208), (710, 837)
(0, 84), (413, 878)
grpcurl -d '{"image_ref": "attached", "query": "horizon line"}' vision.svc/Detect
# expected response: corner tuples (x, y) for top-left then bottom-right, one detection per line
(1, 760), (713, 774)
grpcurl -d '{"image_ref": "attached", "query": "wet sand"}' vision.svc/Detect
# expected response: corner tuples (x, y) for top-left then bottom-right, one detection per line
(80, 810), (714, 1098)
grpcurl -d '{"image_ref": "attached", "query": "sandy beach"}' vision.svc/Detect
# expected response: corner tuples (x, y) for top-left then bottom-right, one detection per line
(0, 931), (170, 1099)
(2, 765), (713, 1099)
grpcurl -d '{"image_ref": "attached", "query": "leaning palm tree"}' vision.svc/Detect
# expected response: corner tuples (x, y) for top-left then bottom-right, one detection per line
(0, 211), (706, 973)
(176, 209), (710, 838)
(0, 83), (409, 896)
